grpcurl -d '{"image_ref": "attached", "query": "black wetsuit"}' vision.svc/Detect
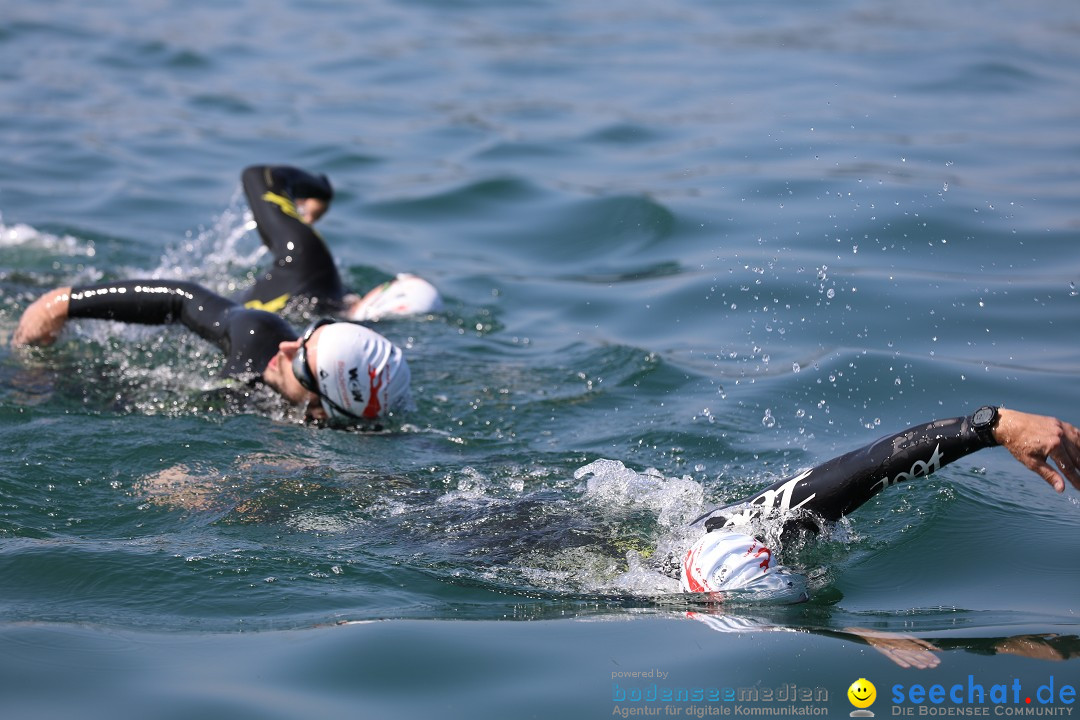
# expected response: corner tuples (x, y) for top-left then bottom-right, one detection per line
(67, 280), (296, 380)
(238, 165), (346, 313)
(692, 415), (995, 535)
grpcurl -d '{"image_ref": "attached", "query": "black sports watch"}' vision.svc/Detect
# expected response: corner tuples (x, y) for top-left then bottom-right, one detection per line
(971, 405), (1000, 447)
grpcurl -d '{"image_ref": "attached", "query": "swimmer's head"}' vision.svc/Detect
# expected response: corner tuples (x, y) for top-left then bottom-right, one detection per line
(295, 319), (412, 425)
(681, 531), (808, 604)
(348, 274), (443, 322)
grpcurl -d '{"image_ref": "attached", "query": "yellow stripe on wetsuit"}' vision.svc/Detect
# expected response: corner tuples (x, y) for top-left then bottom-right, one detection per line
(244, 293), (291, 312)
(261, 191), (303, 221)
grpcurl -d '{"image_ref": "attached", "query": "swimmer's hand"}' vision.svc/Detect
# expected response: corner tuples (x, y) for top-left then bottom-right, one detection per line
(995, 409), (1080, 493)
(12, 286), (72, 347)
(296, 197), (329, 224)
(844, 627), (941, 670)
(993, 634), (1067, 661)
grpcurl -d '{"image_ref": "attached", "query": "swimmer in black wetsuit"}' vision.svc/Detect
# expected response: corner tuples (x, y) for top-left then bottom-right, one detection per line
(678, 406), (1080, 601)
(238, 165), (345, 314)
(12, 279), (412, 426)
(238, 165), (443, 321)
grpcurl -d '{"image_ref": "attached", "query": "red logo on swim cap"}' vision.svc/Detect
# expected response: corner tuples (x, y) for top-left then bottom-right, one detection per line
(362, 364), (385, 418)
(745, 542), (772, 570)
(683, 547), (707, 593)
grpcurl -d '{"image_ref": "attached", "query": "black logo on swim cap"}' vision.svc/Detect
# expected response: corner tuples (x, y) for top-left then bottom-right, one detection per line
(347, 367), (365, 403)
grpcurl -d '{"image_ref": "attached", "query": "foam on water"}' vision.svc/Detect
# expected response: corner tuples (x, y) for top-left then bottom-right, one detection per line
(0, 218), (95, 257)
(575, 458), (705, 529)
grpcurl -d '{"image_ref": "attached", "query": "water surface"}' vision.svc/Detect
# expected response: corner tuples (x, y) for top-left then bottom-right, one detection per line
(2, 0), (1079, 717)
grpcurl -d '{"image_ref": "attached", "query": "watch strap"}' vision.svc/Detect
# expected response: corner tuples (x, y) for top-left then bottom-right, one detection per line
(971, 405), (1000, 447)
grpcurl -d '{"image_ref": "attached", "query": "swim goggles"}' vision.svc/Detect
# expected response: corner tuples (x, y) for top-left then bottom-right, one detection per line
(291, 317), (364, 422)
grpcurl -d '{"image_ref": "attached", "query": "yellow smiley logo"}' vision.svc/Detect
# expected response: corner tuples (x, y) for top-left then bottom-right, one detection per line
(848, 678), (877, 709)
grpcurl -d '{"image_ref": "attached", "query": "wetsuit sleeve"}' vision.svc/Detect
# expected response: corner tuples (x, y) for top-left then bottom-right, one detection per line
(68, 280), (237, 349)
(696, 416), (993, 531)
(67, 279), (297, 377)
(239, 165), (345, 311)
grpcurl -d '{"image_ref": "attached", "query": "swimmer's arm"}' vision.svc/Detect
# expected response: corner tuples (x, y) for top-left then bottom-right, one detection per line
(782, 414), (988, 521)
(699, 409), (1080, 531)
(699, 415), (985, 530)
(242, 164), (333, 225)
(16, 280), (239, 352)
(841, 409), (1080, 496)
(241, 165), (336, 264)
(12, 286), (72, 347)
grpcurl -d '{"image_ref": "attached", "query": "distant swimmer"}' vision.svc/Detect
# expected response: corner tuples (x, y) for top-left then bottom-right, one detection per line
(12, 281), (412, 427)
(238, 165), (443, 321)
(676, 406), (1080, 602)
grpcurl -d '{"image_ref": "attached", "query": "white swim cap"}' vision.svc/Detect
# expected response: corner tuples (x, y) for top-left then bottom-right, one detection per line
(348, 273), (443, 322)
(681, 531), (808, 603)
(313, 322), (412, 424)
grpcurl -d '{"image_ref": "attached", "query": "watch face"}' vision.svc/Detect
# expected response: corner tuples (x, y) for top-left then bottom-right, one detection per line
(973, 407), (994, 426)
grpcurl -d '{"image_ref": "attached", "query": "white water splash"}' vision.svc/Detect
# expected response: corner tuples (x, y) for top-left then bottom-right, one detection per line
(151, 189), (265, 295)
(573, 458), (708, 594)
(0, 217), (96, 257)
(575, 458), (705, 529)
